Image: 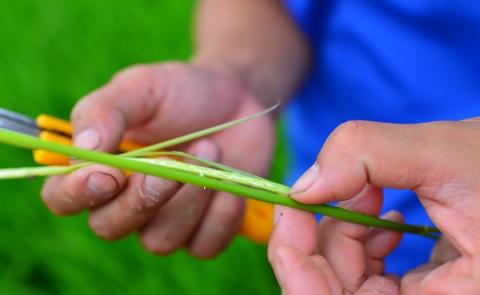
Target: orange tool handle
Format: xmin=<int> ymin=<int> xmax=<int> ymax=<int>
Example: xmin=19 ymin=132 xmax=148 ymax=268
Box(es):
xmin=33 ymin=115 xmax=274 ymax=243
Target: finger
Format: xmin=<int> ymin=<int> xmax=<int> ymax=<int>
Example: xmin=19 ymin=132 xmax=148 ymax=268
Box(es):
xmin=41 ymin=165 xmax=126 ymax=215
xmin=363 ymin=210 xmax=404 ymax=275
xmin=317 ymin=184 xmax=383 ymax=292
xmin=186 ymin=192 xmax=245 ymax=258
xmin=401 ymin=263 xmax=437 ymax=294
xmin=88 ymin=173 xmax=180 ymax=240
xmin=430 ymin=236 xmax=461 ymax=265
xmin=270 ymin=245 xmax=342 ymax=295
xmin=356 ymin=275 xmax=399 ymax=295
xmin=268 ymin=205 xmax=318 ymax=263
xmin=138 ymin=140 xmax=221 ymax=255
xmin=88 ymin=138 xmax=218 ymax=241
xmin=139 ymin=184 xmax=214 ymax=255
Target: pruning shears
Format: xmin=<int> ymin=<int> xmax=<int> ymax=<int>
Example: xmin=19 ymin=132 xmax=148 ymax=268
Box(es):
xmin=0 ymin=107 xmax=273 ymax=244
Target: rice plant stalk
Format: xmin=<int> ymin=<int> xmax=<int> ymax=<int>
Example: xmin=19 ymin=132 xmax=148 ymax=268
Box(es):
xmin=0 ymin=128 xmax=439 ymax=239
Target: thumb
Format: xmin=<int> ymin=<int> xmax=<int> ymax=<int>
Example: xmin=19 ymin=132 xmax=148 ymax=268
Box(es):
xmin=71 ymin=63 xmax=245 ymax=151
xmin=290 ymin=121 xmax=442 ymax=204
xmin=71 ymin=65 xmax=161 ymax=151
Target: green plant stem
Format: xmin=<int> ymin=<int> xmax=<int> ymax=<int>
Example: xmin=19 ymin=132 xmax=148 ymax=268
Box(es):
xmin=123 ymin=102 xmax=279 ymax=158
xmin=137 ymin=158 xmax=289 ymax=194
xmin=0 ymin=165 xmax=81 ymax=179
xmin=144 ymin=151 xmax=266 ymax=179
xmin=5 ymin=103 xmax=280 ymax=179
xmin=0 ymin=129 xmax=440 ymax=238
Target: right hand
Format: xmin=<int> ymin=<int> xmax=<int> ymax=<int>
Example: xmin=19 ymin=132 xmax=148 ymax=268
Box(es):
xmin=41 ymin=62 xmax=275 ymax=258
xmin=268 ymin=119 xmax=480 ymax=294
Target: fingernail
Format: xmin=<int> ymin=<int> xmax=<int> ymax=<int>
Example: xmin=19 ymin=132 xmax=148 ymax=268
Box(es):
xmin=87 ymin=172 xmax=118 ymax=199
xmin=290 ymin=164 xmax=321 ymax=195
xmin=381 ymin=210 xmax=401 ymax=221
xmin=143 ymin=176 xmax=176 ymax=198
xmin=74 ymin=129 xmax=101 ymax=150
xmin=195 ymin=140 xmax=219 ymax=161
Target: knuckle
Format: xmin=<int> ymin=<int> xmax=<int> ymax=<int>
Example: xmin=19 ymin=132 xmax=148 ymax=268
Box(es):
xmin=71 ymin=97 xmax=91 ymax=120
xmin=111 ymin=65 xmax=155 ymax=97
xmin=112 ymin=64 xmax=153 ymax=83
xmin=127 ymin=190 xmax=157 ymax=212
xmin=319 ymin=120 xmax=371 ymax=163
xmin=331 ymin=120 xmax=369 ymax=146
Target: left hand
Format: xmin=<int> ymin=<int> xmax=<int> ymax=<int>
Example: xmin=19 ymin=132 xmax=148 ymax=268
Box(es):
xmin=41 ymin=63 xmax=275 ymax=257
xmin=268 ymin=119 xmax=480 ymax=294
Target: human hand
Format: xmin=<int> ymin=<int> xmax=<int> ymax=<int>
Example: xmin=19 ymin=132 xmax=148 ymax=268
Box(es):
xmin=269 ymin=120 xmax=480 ymax=294
xmin=41 ymin=63 xmax=275 ymax=257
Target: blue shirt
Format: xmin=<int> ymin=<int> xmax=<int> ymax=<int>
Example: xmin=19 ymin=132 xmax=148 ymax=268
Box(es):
xmin=283 ymin=0 xmax=480 ymax=274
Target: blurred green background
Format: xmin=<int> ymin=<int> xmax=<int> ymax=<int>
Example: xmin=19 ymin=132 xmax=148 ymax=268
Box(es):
xmin=0 ymin=1 xmax=283 ymax=294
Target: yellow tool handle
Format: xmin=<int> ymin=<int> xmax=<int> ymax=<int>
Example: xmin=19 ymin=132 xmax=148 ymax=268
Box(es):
xmin=34 ymin=115 xmax=274 ymax=243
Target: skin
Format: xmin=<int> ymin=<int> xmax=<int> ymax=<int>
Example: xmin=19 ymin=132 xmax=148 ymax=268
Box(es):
xmin=269 ymin=119 xmax=480 ymax=294
xmin=39 ymin=0 xmax=475 ymax=290
xmin=41 ymin=0 xmax=311 ymax=258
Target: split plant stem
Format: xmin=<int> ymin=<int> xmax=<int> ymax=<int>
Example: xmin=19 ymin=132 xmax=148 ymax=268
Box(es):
xmin=0 ymin=129 xmax=439 ymax=239
xmin=0 ymin=104 xmax=279 ymax=179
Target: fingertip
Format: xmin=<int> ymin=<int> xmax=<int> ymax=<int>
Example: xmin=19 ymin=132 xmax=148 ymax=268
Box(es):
xmin=190 ymin=139 xmax=221 ymax=162
xmin=381 ymin=210 xmax=404 ymax=223
xmin=71 ymin=93 xmax=129 ymax=153
xmin=187 ymin=243 xmax=221 ymax=260
xmin=289 ymin=163 xmax=355 ymax=205
xmin=41 ymin=176 xmax=75 ymax=216
xmin=186 ymin=192 xmax=244 ymax=258
xmin=269 ymin=205 xmax=317 ymax=258
xmin=74 ymin=129 xmax=102 ymax=150
xmin=364 ymin=210 xmax=405 ymax=262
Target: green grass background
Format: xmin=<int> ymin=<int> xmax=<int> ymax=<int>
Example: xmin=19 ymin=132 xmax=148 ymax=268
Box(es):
xmin=0 ymin=1 xmax=283 ymax=294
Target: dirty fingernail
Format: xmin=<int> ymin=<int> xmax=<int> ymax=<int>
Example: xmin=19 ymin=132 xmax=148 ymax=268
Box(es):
xmin=74 ymin=129 xmax=101 ymax=150
xmin=87 ymin=172 xmax=118 ymax=199
xmin=290 ymin=164 xmax=321 ymax=195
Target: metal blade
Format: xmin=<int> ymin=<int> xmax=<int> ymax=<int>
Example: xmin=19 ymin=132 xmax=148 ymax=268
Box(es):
xmin=0 ymin=108 xmax=39 ymax=136
xmin=0 ymin=107 xmax=37 ymax=128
